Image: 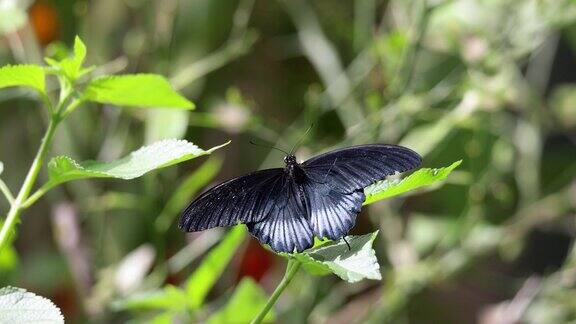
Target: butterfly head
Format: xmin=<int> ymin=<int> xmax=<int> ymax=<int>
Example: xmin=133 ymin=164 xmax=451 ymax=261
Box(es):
xmin=284 ymin=154 xmax=297 ymax=166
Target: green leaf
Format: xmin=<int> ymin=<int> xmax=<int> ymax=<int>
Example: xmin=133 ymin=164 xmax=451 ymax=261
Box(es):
xmin=0 ymin=286 xmax=64 ymax=323
xmin=291 ymin=231 xmax=381 ymax=283
xmin=363 ymin=160 xmax=462 ymax=205
xmin=83 ymin=74 xmax=194 ymax=109
xmin=0 ymin=161 xmax=3 ymax=175
xmin=185 ymin=226 xmax=246 ymax=309
xmin=43 ymin=140 xmax=229 ymax=191
xmin=207 ymin=278 xmax=275 ymax=324
xmin=0 ymin=65 xmax=45 ymax=94
xmin=150 ymin=312 xmax=178 ymax=324
xmin=111 ymin=285 xmax=188 ymax=312
xmin=0 ymin=245 xmax=18 ymax=271
xmin=46 ymin=36 xmax=90 ymax=82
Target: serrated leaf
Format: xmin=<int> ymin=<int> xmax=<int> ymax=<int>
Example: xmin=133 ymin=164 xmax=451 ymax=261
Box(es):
xmin=0 ymin=64 xmax=45 ymax=94
xmin=185 ymin=226 xmax=246 ymax=309
xmin=0 ymin=286 xmax=64 ymax=323
xmin=207 ymin=278 xmax=275 ymax=324
xmin=84 ymin=74 xmax=194 ymax=109
xmin=291 ymin=231 xmax=381 ymax=283
xmin=46 ymin=36 xmax=90 ymax=82
xmin=42 ymin=140 xmax=228 ymax=191
xmin=363 ymin=160 xmax=462 ymax=205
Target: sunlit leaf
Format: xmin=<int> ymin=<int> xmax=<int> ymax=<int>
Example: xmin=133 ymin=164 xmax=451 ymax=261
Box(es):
xmin=150 ymin=312 xmax=178 ymax=324
xmin=363 ymin=160 xmax=462 ymax=205
xmin=185 ymin=226 xmax=246 ymax=309
xmin=0 ymin=161 xmax=3 ymax=175
xmin=41 ymin=139 xmax=229 ymax=192
xmin=84 ymin=74 xmax=194 ymax=109
xmin=291 ymin=231 xmax=381 ymax=283
xmin=0 ymin=65 xmax=45 ymax=94
xmin=46 ymin=36 xmax=91 ymax=82
xmin=207 ymin=278 xmax=275 ymax=324
xmin=0 ymin=286 xmax=64 ymax=323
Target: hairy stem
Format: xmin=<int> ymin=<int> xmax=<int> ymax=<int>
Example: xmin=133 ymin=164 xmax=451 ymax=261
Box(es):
xmin=250 ymin=259 xmax=301 ymax=324
xmin=0 ymin=117 xmax=59 ymax=250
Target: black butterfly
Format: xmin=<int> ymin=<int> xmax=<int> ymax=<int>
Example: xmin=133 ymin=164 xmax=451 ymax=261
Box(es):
xmin=179 ymin=144 xmax=421 ymax=253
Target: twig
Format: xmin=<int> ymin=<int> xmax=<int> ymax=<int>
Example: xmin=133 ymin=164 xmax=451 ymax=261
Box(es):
xmin=0 ymin=178 xmax=15 ymax=206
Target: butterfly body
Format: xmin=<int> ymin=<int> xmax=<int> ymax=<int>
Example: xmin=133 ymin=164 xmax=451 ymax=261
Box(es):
xmin=179 ymin=144 xmax=421 ymax=253
xmin=284 ymin=154 xmax=307 ymax=184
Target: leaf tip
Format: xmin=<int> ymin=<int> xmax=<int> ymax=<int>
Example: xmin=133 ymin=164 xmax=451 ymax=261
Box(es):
xmin=207 ymin=140 xmax=232 ymax=153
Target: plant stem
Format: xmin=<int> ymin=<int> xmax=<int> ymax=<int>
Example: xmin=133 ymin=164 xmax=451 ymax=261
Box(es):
xmin=0 ymin=117 xmax=59 ymax=251
xmin=0 ymin=179 xmax=15 ymax=206
xmin=250 ymin=259 xmax=301 ymax=324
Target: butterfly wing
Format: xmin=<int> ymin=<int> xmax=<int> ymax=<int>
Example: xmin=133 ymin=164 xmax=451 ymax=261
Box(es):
xmin=301 ymin=144 xmax=421 ymax=240
xmin=179 ymin=168 xmax=285 ymax=232
xmin=302 ymin=144 xmax=422 ymax=189
xmin=247 ymin=177 xmax=314 ymax=253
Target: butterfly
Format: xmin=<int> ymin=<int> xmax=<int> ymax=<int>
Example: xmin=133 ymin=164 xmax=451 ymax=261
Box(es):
xmin=179 ymin=144 xmax=421 ymax=253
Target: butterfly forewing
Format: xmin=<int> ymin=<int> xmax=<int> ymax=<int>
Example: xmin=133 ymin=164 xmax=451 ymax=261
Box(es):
xmin=179 ymin=168 xmax=284 ymax=231
xmin=302 ymin=144 xmax=421 ymax=189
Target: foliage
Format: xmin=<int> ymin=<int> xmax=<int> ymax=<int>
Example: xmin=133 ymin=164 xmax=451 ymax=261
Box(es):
xmin=293 ymin=232 xmax=381 ymax=282
xmin=207 ymin=278 xmax=275 ymax=324
xmin=363 ymin=160 xmax=462 ymax=205
xmin=0 ymin=286 xmax=63 ymax=323
xmin=0 ymin=65 xmax=45 ymax=93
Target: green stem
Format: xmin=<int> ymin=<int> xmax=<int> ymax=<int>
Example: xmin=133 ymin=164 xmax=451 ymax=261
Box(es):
xmin=0 ymin=117 xmax=59 ymax=251
xmin=0 ymin=179 xmax=15 ymax=206
xmin=250 ymin=259 xmax=301 ymax=324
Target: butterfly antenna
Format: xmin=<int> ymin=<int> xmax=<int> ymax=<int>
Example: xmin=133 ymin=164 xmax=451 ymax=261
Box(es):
xmin=343 ymin=236 xmax=351 ymax=251
xmin=249 ymin=140 xmax=290 ymax=155
xmin=289 ymin=124 xmax=314 ymax=155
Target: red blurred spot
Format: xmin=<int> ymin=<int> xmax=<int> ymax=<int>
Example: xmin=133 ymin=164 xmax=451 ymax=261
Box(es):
xmin=29 ymin=1 xmax=59 ymax=45
xmin=50 ymin=285 xmax=78 ymax=318
xmin=237 ymin=240 xmax=274 ymax=282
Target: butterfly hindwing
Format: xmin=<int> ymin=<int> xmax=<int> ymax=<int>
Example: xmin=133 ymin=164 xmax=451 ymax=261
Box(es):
xmin=179 ymin=168 xmax=285 ymax=231
xmin=303 ymin=169 xmax=365 ymax=240
xmin=247 ymin=176 xmax=314 ymax=253
xmin=301 ymin=144 xmax=421 ymax=239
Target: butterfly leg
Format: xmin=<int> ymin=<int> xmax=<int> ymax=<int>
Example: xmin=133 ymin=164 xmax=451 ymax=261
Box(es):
xmin=343 ymin=236 xmax=351 ymax=251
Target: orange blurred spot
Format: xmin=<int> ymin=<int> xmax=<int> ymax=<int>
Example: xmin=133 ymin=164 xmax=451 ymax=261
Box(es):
xmin=29 ymin=1 xmax=59 ymax=45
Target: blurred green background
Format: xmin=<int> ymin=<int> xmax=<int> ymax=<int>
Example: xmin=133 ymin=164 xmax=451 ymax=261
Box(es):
xmin=1 ymin=0 xmax=576 ymax=323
